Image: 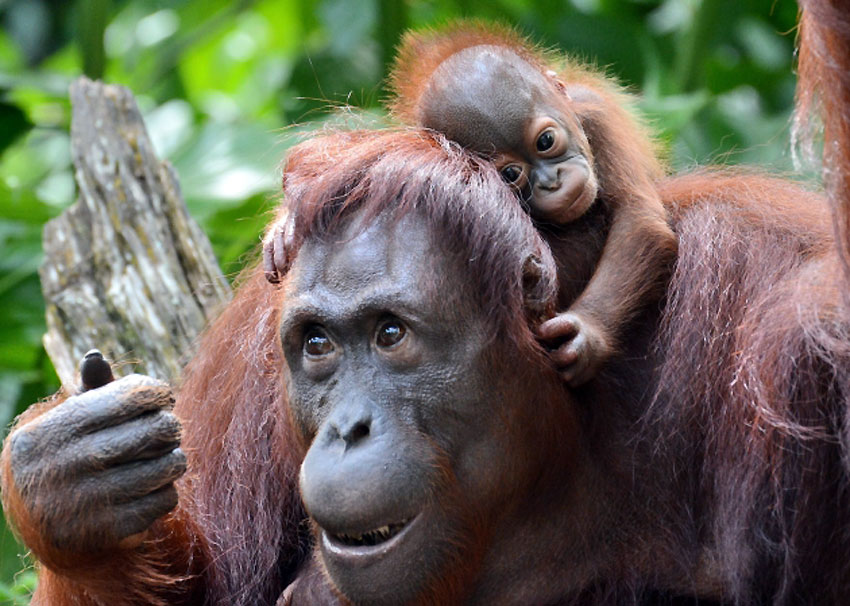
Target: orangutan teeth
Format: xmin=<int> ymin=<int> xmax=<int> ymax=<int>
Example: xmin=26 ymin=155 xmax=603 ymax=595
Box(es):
xmin=333 ymin=520 xmax=409 ymax=547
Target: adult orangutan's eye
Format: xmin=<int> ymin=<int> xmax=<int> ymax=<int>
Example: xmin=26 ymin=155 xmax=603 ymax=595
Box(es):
xmin=304 ymin=327 xmax=334 ymax=357
xmin=536 ymin=129 xmax=556 ymax=152
xmin=376 ymin=319 xmax=407 ymax=348
xmin=501 ymin=165 xmax=523 ymax=184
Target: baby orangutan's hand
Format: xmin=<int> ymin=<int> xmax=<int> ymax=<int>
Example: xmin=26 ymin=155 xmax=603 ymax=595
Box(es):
xmin=262 ymin=215 xmax=295 ymax=284
xmin=537 ymin=311 xmax=614 ymax=387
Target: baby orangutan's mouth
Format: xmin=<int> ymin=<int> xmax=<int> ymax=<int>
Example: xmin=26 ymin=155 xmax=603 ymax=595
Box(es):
xmin=331 ymin=519 xmax=411 ymax=547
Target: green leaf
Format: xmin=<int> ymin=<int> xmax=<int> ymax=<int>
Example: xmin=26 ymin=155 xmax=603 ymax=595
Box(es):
xmin=641 ymin=89 xmax=711 ymax=139
xmin=0 ymin=100 xmax=32 ymax=154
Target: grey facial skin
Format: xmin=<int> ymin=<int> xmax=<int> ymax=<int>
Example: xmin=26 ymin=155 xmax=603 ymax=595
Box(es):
xmin=279 ymin=211 xmax=574 ymax=605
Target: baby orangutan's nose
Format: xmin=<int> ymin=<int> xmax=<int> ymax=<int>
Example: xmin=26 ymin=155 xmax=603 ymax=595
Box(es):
xmin=534 ymin=165 xmax=560 ymax=189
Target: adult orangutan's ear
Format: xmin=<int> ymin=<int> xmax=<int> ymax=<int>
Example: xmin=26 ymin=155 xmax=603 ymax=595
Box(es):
xmin=521 ymin=246 xmax=558 ymax=319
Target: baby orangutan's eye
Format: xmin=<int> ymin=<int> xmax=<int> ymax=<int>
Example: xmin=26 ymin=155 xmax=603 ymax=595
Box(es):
xmin=536 ymin=129 xmax=556 ymax=152
xmin=501 ymin=165 xmax=523 ymax=184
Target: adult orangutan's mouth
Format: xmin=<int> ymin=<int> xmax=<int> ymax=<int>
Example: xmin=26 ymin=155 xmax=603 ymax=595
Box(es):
xmin=322 ymin=515 xmax=419 ymax=559
xmin=331 ymin=519 xmax=411 ymax=547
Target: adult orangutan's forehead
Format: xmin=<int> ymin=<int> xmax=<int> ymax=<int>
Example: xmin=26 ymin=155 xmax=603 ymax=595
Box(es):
xmin=283 ymin=211 xmax=445 ymax=312
xmin=279 ymin=128 xmax=559 ymax=336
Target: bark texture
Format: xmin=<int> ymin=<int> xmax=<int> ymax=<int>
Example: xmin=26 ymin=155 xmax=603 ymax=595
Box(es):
xmin=40 ymin=76 xmax=231 ymax=387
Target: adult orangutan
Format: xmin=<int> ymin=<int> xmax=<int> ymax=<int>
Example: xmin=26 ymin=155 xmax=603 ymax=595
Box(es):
xmin=3 ymin=3 xmax=850 ymax=606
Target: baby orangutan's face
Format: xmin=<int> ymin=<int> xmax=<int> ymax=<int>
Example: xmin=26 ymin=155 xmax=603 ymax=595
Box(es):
xmin=419 ymin=46 xmax=598 ymax=224
xmin=491 ymin=110 xmax=598 ymax=224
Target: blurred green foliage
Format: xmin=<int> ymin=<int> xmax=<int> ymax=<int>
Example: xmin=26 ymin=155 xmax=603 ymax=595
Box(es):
xmin=0 ymin=0 xmax=802 ymax=599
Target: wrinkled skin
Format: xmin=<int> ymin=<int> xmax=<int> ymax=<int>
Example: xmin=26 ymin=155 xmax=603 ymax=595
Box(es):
xmin=278 ymin=212 xmax=577 ymax=604
xmin=6 ymin=374 xmax=185 ymax=554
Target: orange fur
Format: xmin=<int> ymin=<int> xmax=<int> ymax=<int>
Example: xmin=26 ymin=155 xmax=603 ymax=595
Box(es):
xmin=3 ymin=2 xmax=850 ymax=604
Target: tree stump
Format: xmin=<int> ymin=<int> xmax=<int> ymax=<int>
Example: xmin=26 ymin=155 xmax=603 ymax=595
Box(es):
xmin=40 ymin=77 xmax=231 ymax=387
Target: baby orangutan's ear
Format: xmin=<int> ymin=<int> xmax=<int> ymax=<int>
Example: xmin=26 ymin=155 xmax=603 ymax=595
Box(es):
xmin=546 ymin=72 xmax=571 ymax=100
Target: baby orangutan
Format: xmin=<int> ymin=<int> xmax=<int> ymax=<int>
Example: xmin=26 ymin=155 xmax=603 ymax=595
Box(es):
xmin=265 ymin=24 xmax=676 ymax=385
xmin=389 ymin=24 xmax=677 ymax=385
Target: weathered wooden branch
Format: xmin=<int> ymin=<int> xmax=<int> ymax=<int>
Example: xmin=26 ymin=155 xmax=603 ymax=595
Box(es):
xmin=40 ymin=76 xmax=231 ymax=387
